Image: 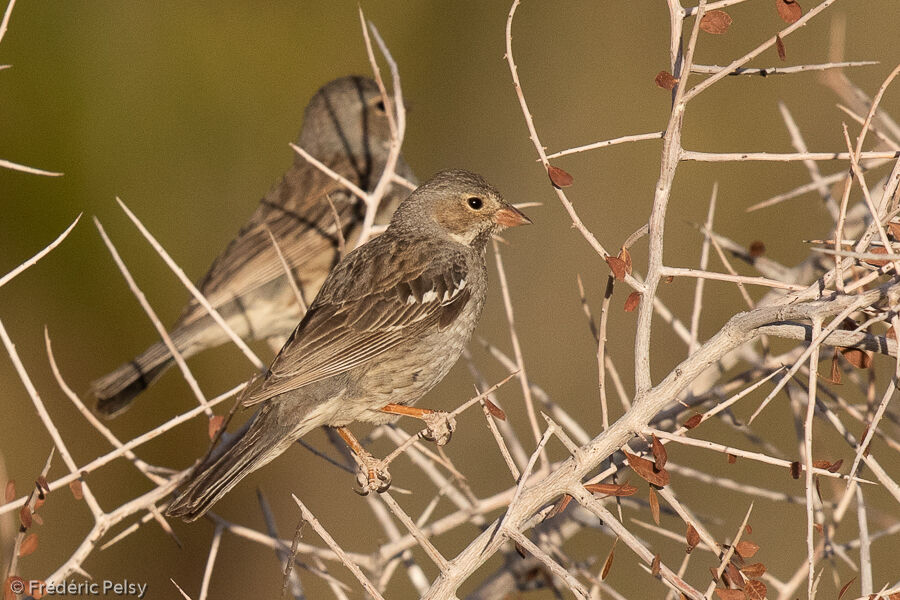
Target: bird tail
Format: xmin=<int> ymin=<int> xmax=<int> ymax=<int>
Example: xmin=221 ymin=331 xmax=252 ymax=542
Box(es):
xmin=165 ymin=410 xmax=298 ymax=522
xmin=90 ymin=339 xmax=176 ymax=418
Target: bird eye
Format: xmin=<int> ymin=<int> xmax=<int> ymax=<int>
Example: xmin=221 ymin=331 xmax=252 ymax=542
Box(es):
xmin=467 ymin=197 xmax=483 ymax=210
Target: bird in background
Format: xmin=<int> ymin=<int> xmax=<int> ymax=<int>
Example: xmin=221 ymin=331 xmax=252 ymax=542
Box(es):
xmin=165 ymin=169 xmax=531 ymax=522
xmin=90 ymin=76 xmax=415 ymax=418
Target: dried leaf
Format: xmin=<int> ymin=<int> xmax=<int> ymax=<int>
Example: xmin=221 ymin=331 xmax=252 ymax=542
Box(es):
xmin=651 ymin=434 xmax=668 ymax=469
xmin=665 ymin=275 xmax=675 ymax=283
xmin=585 ymin=483 xmax=638 ymax=497
xmin=827 ymin=350 xmax=842 ymax=384
xmin=686 ymin=523 xmax=700 ymax=553
xmin=655 ymin=71 xmax=678 ymax=91
xmin=18 ymin=533 xmax=38 ymax=557
xmin=828 ymin=458 xmax=843 ymax=473
xmin=483 ymin=398 xmax=506 ymax=421
xmin=19 ymin=505 xmax=32 ymax=529
xmin=683 ymin=413 xmax=703 ymax=429
xmin=723 ymin=562 xmax=745 ymax=588
xmin=619 ymin=247 xmax=633 ymax=274
xmin=889 ymin=222 xmax=900 ymax=239
xmin=863 ymin=246 xmax=890 ymax=266
xmin=840 ymin=347 xmax=872 ymax=369
xmin=727 ymin=453 xmax=737 ymax=464
xmin=69 ymin=480 xmax=83 ymax=501
xmin=649 ymin=486 xmax=661 ymax=525
xmin=4 ymin=480 xmax=14 ymax=503
xmin=744 ymin=524 xmax=752 ymax=534
xmin=735 ymin=540 xmax=759 ymax=559
xmin=714 ymin=589 xmax=745 ymax=600
xmin=624 ymin=452 xmax=670 ymax=487
xmin=624 ymin=291 xmax=642 ymax=312
xmin=606 ymin=256 xmax=628 ymax=281
xmin=790 ymin=461 xmax=801 ymax=479
xmin=886 ymin=326 xmax=896 ymax=340
xmin=812 ymin=460 xmax=832 ymax=470
xmin=700 ymin=10 xmax=733 ymax=34
xmin=547 ymin=494 xmax=573 ymax=519
xmin=651 ymin=553 xmax=661 ymax=576
xmin=748 ymin=241 xmax=766 ymax=257
xmin=838 ymin=577 xmax=856 ymax=600
xmin=744 ymin=579 xmax=767 ymax=600
xmin=775 ymin=34 xmax=786 ymax=61
xmin=775 ymin=0 xmax=802 ymax=23
xmin=601 ymin=542 xmax=616 ymax=580
xmin=741 ymin=563 xmax=766 ymax=577
xmin=547 ymin=165 xmax=574 ymax=188
xmin=208 ymin=415 xmax=225 ymax=440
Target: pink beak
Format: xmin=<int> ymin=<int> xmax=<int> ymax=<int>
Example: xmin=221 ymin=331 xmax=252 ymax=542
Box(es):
xmin=494 ymin=205 xmax=532 ymax=228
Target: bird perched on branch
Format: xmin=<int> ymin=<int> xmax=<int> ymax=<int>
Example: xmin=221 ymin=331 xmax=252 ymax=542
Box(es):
xmin=166 ymin=169 xmax=531 ymax=521
xmin=90 ymin=76 xmax=415 ymax=417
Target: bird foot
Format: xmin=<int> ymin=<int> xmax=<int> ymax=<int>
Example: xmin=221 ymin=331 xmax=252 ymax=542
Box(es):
xmin=352 ymin=451 xmax=391 ymax=495
xmin=420 ymin=411 xmax=456 ymax=446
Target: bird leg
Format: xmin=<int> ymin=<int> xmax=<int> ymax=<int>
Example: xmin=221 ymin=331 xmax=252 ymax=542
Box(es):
xmin=336 ymin=426 xmax=391 ymax=495
xmin=379 ymin=404 xmax=457 ymax=446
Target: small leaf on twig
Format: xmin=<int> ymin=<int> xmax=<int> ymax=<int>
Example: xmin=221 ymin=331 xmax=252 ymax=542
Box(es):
xmin=683 ymin=413 xmax=703 ymax=429
xmin=208 ymin=415 xmax=225 ymax=440
xmin=776 ymin=0 xmax=802 ymax=23
xmin=651 ymin=554 xmax=661 ymax=577
xmin=606 ymin=256 xmax=628 ymax=281
xmin=655 ymin=71 xmax=678 ymax=91
xmin=863 ymin=246 xmax=890 ymax=266
xmin=18 ymin=533 xmax=38 ymax=557
xmin=700 ymin=10 xmax=733 ymax=34
xmin=547 ymin=493 xmax=572 ymax=519
xmin=585 ymin=483 xmax=638 ymax=497
xmin=624 ymin=452 xmax=670 ymax=487
xmin=827 ymin=458 xmax=843 ymax=473
xmin=649 ymin=486 xmax=660 ymax=525
xmin=547 ymin=165 xmax=574 ymax=188
xmin=619 ymin=247 xmax=633 ymax=274
xmin=723 ymin=562 xmax=745 ymax=588
xmin=651 ymin=434 xmax=667 ymax=470
xmin=69 ymin=480 xmax=83 ymax=501
xmin=624 ymin=291 xmax=641 ymax=312
xmin=686 ymin=523 xmax=700 ymax=553
xmin=838 ymin=577 xmax=856 ymax=600
xmin=714 ymin=589 xmax=744 ymax=600
xmin=601 ymin=539 xmax=617 ymax=580
xmin=19 ymin=506 xmax=32 ymax=529
xmin=4 ymin=480 xmax=14 ymax=503
xmin=727 ymin=453 xmax=737 ymax=464
xmin=749 ymin=241 xmax=766 ymax=257
xmin=889 ymin=222 xmax=900 ymax=239
xmin=790 ymin=461 xmax=801 ymax=479
xmin=735 ymin=540 xmax=759 ymax=559
xmin=840 ymin=347 xmax=872 ymax=369
xmin=741 ymin=563 xmax=766 ymax=577
xmin=886 ymin=325 xmax=896 ymax=340
xmin=483 ymin=398 xmax=506 ymax=421
xmin=745 ymin=579 xmax=767 ymax=600
xmin=775 ymin=35 xmax=786 ymax=61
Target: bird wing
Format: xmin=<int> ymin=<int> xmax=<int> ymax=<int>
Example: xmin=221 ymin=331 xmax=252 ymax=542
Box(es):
xmin=175 ymin=156 xmax=363 ymax=328
xmin=242 ymin=237 xmax=471 ymax=406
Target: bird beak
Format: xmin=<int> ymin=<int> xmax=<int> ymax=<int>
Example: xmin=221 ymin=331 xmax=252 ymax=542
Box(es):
xmin=494 ymin=204 xmax=532 ymax=228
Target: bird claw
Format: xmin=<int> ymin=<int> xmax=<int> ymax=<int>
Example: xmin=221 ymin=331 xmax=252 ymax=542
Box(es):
xmin=352 ymin=452 xmax=391 ymax=495
xmin=420 ymin=411 xmax=456 ymax=446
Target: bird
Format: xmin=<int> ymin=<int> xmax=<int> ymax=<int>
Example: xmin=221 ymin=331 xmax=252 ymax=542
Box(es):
xmin=90 ymin=75 xmax=415 ymax=418
xmin=165 ymin=169 xmax=531 ymax=521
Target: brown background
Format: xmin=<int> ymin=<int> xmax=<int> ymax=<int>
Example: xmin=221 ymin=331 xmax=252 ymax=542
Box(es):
xmin=1 ymin=1 xmax=899 ymax=598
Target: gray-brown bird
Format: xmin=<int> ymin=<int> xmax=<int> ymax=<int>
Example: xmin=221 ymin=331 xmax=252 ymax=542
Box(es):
xmin=91 ymin=76 xmax=414 ymax=417
xmin=166 ymin=169 xmax=531 ymax=521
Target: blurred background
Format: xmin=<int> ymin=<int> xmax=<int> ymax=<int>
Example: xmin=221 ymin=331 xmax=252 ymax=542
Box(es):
xmin=1 ymin=1 xmax=899 ymax=597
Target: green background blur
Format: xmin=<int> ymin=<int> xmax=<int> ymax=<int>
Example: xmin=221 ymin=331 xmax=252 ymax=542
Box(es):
xmin=2 ymin=2 xmax=898 ymax=598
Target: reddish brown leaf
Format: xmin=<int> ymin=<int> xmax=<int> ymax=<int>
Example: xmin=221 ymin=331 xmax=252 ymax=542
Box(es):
xmin=727 ymin=453 xmax=737 ymax=464
xmin=19 ymin=506 xmax=32 ymax=529
xmin=775 ymin=0 xmax=802 ymax=23
xmin=548 ymin=493 xmax=573 ymax=519
xmin=841 ymin=347 xmax=872 ymax=369
xmin=665 ymin=275 xmax=675 ymax=283
xmin=619 ymin=247 xmax=633 ymax=274
xmin=828 ymin=458 xmax=843 ymax=473
xmin=5 ymin=576 xmax=25 ymax=600
xmin=624 ymin=291 xmax=642 ymax=312
xmin=886 ymin=326 xmax=896 ymax=340
xmin=483 ymin=398 xmax=507 ymax=421
xmin=651 ymin=434 xmax=668 ymax=470
xmin=547 ymin=165 xmax=574 ymax=188
xmin=714 ymin=590 xmax=745 ymax=600
xmin=744 ymin=579 xmax=767 ymax=600
xmin=735 ymin=540 xmax=759 ymax=559
xmin=838 ymin=577 xmax=856 ymax=600
xmin=624 ymin=452 xmax=670 ymax=487
xmin=18 ymin=533 xmax=38 ymax=557
xmin=4 ymin=480 xmax=14 ymax=503
xmin=585 ymin=483 xmax=638 ymax=497
xmin=208 ymin=415 xmax=225 ymax=440
xmin=863 ymin=246 xmax=890 ymax=266
xmin=741 ymin=563 xmax=766 ymax=577
xmin=723 ymin=562 xmax=746 ymax=588
xmin=606 ymin=256 xmax=628 ymax=281
xmin=744 ymin=524 xmax=752 ymax=534
xmin=827 ymin=350 xmax=842 ymax=385
xmin=686 ymin=523 xmax=700 ymax=553
xmin=889 ymin=222 xmax=900 ymax=239
xmin=69 ymin=480 xmax=83 ymax=501
xmin=601 ymin=541 xmax=616 ymax=580
xmin=748 ymin=241 xmax=766 ymax=257
xmin=651 ymin=554 xmax=661 ymax=576
xmin=649 ymin=486 xmax=661 ymax=525
xmin=683 ymin=413 xmax=703 ymax=429
xmin=655 ymin=71 xmax=678 ymax=91
xmin=812 ymin=460 xmax=832 ymax=470
xmin=775 ymin=35 xmax=786 ymax=61
xmin=700 ymin=10 xmax=732 ymax=35
xmin=790 ymin=461 xmax=801 ymax=479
